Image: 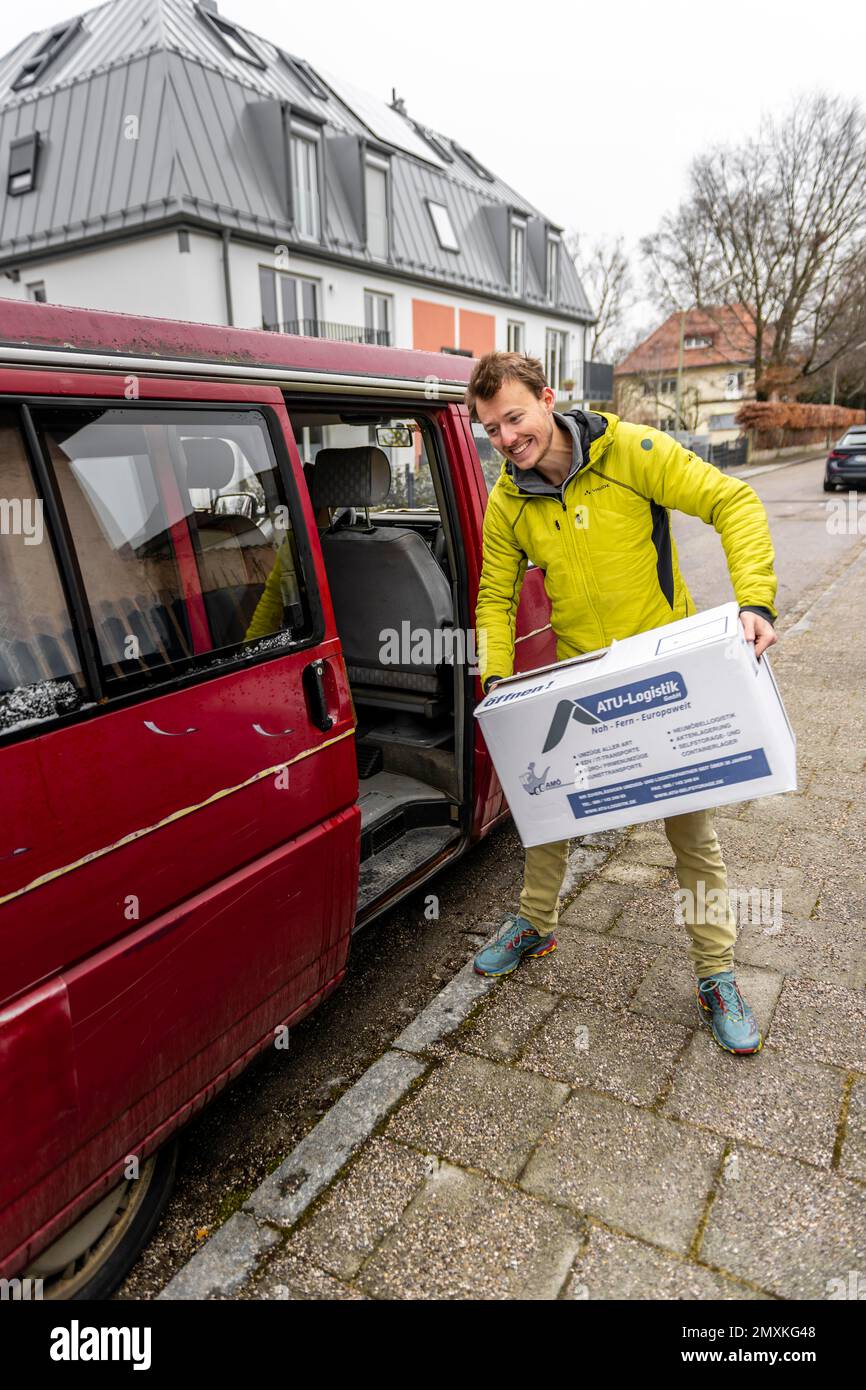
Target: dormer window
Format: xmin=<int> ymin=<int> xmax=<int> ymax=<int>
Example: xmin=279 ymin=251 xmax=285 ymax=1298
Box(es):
xmin=546 ymin=234 xmax=560 ymax=302
xmin=196 ymin=4 xmax=265 ymax=69
xmin=11 ymin=17 xmax=82 ymax=91
xmin=365 ymin=155 xmax=390 ymax=259
xmin=510 ymin=216 xmax=526 ymax=296
xmin=684 ymin=334 xmax=712 ymax=349
xmin=7 ymin=133 xmax=41 ymax=197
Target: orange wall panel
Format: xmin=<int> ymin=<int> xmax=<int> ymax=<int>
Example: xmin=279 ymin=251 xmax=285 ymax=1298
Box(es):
xmin=412 ymin=300 xmax=455 ymax=352
xmin=459 ymin=308 xmax=496 ymax=357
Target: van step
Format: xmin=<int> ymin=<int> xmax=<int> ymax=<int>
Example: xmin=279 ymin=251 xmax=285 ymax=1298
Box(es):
xmin=355 ymin=739 xmax=384 ymax=779
xmin=356 ymin=825 xmax=461 ymax=918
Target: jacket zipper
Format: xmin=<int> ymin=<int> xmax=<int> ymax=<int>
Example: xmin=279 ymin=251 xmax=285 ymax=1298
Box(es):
xmin=518 ymin=477 xmax=606 ymax=647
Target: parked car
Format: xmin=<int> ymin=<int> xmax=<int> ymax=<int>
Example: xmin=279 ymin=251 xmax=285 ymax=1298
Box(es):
xmin=0 ymin=300 xmax=556 ymax=1298
xmin=824 ymin=426 xmax=866 ymax=491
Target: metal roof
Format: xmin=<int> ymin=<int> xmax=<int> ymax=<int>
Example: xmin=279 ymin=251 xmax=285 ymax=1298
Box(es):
xmin=0 ymin=0 xmax=594 ymax=321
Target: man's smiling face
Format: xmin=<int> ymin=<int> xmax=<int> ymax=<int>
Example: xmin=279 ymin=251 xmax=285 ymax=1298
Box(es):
xmin=474 ymin=379 xmax=558 ymax=471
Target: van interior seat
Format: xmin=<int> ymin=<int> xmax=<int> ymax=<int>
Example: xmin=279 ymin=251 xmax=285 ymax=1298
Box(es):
xmin=310 ymin=446 xmax=454 ymax=714
xmin=182 ymin=439 xmax=276 ymax=649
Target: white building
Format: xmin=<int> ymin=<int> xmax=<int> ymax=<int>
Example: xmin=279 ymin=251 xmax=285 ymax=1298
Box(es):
xmin=0 ymin=0 xmax=594 ymax=393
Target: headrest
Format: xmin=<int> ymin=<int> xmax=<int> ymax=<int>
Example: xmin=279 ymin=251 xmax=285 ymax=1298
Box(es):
xmin=309 ymin=447 xmax=391 ymax=508
xmin=182 ymin=438 xmax=236 ymax=491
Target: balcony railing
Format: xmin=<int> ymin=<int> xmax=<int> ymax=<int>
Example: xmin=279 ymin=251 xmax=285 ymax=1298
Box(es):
xmin=263 ymin=318 xmax=392 ymax=346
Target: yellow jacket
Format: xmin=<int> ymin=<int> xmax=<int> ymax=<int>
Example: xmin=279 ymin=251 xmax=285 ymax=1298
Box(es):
xmin=475 ymin=410 xmax=778 ymax=689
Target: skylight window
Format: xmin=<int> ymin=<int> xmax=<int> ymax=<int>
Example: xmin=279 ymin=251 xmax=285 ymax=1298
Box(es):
xmin=7 ymin=132 xmax=41 ymax=197
xmin=414 ymin=125 xmax=454 ymax=164
xmin=11 ymin=17 xmax=82 ymax=91
xmin=278 ymin=51 xmax=330 ymax=101
xmin=196 ymin=5 xmax=265 ymax=69
xmin=450 ymin=141 xmax=494 ymax=182
xmin=427 ymin=200 xmax=459 ymax=252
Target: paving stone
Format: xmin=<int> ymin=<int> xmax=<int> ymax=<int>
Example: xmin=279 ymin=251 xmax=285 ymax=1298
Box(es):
xmin=767 ymin=977 xmax=866 ymax=1071
xmin=662 ymin=1032 xmax=845 ymax=1168
xmin=609 ymin=883 xmax=694 ymax=951
xmin=384 ymin=1052 xmax=569 ymax=1182
xmin=724 ymin=861 xmax=821 ymax=921
xmin=558 ymin=878 xmax=637 ymax=932
xmin=459 ymin=982 xmax=560 ymax=1062
xmin=355 ymin=1162 xmax=584 ymax=1300
xmin=240 ymin=1248 xmax=369 ymax=1300
xmin=527 ymin=929 xmax=658 ymax=1004
xmin=738 ymin=791 xmax=851 ymax=831
xmin=269 ymin=1137 xmax=430 ymax=1281
xmin=518 ymin=998 xmax=690 ymax=1105
xmin=562 ymin=1224 xmax=771 ymax=1301
xmin=615 ymin=827 xmax=676 ymax=867
xmin=520 ymin=1090 xmax=723 ymax=1255
xmin=811 ymin=871 xmax=866 ymax=929
xmin=733 ymin=915 xmax=866 ymax=989
xmin=700 ymin=1147 xmax=866 ymax=1299
xmin=710 ymin=815 xmax=784 ymax=863
xmin=839 ymin=1078 xmax=866 ymax=1182
xmin=630 ymin=949 xmax=782 ymax=1034
xmin=597 ymin=860 xmax=672 ymax=887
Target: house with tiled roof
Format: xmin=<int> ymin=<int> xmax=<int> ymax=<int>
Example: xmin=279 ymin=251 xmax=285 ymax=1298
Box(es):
xmin=614 ymin=304 xmax=763 ymax=441
xmin=0 ymin=0 xmax=594 ymax=393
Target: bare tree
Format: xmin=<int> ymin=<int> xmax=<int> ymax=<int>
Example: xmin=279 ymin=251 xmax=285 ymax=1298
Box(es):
xmin=566 ymin=232 xmax=635 ymax=362
xmin=641 ymin=93 xmax=866 ymax=398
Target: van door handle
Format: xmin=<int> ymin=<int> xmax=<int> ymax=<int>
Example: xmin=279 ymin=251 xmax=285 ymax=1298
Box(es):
xmin=303 ymin=658 xmax=334 ymax=732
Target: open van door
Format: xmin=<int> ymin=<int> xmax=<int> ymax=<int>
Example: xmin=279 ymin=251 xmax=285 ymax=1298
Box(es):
xmin=0 ymin=384 xmax=359 ymax=1292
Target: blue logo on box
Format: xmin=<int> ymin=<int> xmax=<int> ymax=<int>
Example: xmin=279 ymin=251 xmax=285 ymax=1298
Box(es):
xmin=542 ymin=671 xmax=687 ymax=753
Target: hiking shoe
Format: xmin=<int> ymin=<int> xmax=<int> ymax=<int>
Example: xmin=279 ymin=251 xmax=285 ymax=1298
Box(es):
xmin=473 ymin=912 xmax=557 ymax=977
xmin=696 ymin=970 xmax=762 ymax=1055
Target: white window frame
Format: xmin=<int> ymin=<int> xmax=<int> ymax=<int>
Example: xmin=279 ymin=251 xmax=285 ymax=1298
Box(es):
xmin=291 ymin=126 xmax=321 ymax=241
xmin=546 ymin=234 xmax=560 ymax=302
xmin=507 ymin=320 xmax=525 ymax=353
xmin=365 ymin=156 xmax=390 ymax=260
xmin=724 ymin=370 xmax=746 ymax=400
xmin=510 ymin=217 xmax=526 ymax=297
xmin=364 ymin=289 xmax=392 ymax=344
xmin=545 ymin=328 xmax=568 ymax=389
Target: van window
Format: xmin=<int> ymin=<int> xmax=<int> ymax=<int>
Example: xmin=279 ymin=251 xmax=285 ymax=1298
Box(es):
xmin=294 ymin=411 xmax=440 ymax=510
xmin=33 ymin=406 xmax=312 ymax=691
xmin=470 ymin=421 xmax=506 ymax=492
xmin=0 ymin=408 xmax=85 ymax=735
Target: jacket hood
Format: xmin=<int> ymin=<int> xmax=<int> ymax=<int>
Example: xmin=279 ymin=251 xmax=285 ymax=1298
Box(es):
xmin=496 ymin=409 xmax=618 ymax=498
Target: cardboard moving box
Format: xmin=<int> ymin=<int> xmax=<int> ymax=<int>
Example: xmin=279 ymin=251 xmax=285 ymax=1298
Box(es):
xmin=474 ymin=602 xmax=797 ymax=847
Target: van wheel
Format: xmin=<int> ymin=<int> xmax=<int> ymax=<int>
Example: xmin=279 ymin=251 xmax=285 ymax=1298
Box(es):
xmin=22 ymin=1140 xmax=178 ymax=1300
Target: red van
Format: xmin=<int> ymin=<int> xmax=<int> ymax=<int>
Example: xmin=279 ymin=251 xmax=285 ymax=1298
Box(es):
xmin=0 ymin=301 xmax=555 ymax=1298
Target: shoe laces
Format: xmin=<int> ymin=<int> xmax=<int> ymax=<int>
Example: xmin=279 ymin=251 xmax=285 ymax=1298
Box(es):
xmin=700 ymin=975 xmax=745 ymax=1022
xmin=495 ymin=911 xmax=530 ymax=951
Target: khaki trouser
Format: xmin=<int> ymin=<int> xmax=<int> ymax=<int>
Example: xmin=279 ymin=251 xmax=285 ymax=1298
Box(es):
xmin=518 ymin=808 xmax=737 ymax=979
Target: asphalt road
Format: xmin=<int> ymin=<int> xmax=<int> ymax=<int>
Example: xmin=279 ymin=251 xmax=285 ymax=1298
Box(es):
xmin=116 ymin=449 xmax=853 ymax=1299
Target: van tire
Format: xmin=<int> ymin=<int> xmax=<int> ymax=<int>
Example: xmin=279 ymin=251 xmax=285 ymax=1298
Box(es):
xmin=23 ymin=1139 xmax=178 ymax=1301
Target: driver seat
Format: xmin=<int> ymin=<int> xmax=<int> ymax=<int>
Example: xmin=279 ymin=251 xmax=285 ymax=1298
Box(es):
xmin=310 ymin=446 xmax=454 ymax=716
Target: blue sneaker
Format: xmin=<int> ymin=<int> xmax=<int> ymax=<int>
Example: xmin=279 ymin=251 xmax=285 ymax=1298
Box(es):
xmin=473 ymin=912 xmax=557 ymax=978
xmin=696 ymin=970 xmax=762 ymax=1055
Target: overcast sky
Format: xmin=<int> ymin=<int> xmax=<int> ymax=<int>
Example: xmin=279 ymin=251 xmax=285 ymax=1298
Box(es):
xmin=3 ymin=0 xmax=865 ymax=331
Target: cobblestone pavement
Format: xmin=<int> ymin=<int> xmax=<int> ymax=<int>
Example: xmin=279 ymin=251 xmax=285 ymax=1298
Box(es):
xmin=161 ymin=543 xmax=866 ymax=1302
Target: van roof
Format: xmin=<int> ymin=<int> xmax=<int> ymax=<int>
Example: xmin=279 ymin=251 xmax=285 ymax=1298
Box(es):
xmin=0 ymin=300 xmax=477 ymax=395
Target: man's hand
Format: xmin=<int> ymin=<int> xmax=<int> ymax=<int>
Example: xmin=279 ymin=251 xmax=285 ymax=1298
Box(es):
xmin=739 ymin=610 xmax=777 ymax=660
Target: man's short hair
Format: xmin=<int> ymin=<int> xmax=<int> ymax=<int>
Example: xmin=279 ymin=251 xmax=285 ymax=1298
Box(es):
xmin=464 ymin=351 xmax=548 ymax=422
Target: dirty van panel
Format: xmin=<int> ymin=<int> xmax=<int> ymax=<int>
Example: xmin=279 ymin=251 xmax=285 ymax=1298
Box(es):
xmin=0 ymin=390 xmax=359 ymax=1275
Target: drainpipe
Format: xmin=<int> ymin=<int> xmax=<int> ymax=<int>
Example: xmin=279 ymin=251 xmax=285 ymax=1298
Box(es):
xmin=221 ymin=229 xmax=234 ymax=326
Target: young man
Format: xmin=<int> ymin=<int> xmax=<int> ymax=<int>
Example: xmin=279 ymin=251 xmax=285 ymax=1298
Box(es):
xmin=469 ymin=352 xmax=779 ymax=1056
